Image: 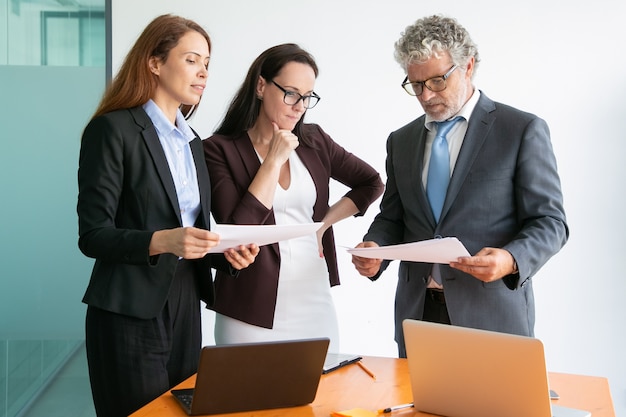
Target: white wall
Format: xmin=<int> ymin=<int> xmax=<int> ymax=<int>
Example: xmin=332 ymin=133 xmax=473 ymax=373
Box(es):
xmin=112 ymin=1 xmax=626 ymax=414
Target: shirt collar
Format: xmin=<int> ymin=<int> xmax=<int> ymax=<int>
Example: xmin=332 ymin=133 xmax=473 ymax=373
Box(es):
xmin=142 ymin=99 xmax=196 ymax=143
xmin=425 ymin=88 xmax=480 ymax=131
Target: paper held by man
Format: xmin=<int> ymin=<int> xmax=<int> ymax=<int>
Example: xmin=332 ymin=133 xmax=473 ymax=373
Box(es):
xmin=208 ymin=222 xmax=323 ymax=253
xmin=346 ymin=237 xmax=470 ymax=264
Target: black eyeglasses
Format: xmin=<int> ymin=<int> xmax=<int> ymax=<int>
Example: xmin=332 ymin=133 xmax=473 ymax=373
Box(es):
xmin=401 ymin=65 xmax=458 ymax=96
xmin=271 ymin=80 xmax=321 ymax=109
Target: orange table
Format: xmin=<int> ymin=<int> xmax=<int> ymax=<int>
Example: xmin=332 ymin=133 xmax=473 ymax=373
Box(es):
xmin=130 ymin=356 xmax=615 ymax=417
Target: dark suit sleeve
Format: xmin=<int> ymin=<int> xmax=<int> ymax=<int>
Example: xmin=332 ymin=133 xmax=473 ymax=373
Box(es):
xmin=502 ymin=117 xmax=568 ymax=283
xmin=364 ymin=132 xmax=409 ymax=247
xmin=77 ymin=114 xmax=153 ymax=264
xmin=359 ymin=132 xmax=411 ymax=280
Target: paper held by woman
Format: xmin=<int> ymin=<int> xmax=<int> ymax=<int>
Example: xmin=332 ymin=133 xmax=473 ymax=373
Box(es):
xmin=209 ymin=222 xmax=323 ymax=253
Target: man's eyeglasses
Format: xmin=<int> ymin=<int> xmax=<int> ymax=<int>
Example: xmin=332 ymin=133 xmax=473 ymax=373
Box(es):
xmin=271 ymin=80 xmax=321 ymax=109
xmin=401 ymin=65 xmax=458 ymax=96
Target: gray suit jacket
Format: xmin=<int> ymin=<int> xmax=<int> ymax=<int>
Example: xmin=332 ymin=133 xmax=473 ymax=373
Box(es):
xmin=365 ymin=92 xmax=568 ymax=354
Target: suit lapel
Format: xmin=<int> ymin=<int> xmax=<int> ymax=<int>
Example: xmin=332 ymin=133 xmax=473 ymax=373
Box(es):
xmin=233 ymin=132 xmax=263 ymax=180
xmin=410 ymin=122 xmax=436 ymax=224
xmin=441 ymin=94 xmax=496 ymax=221
xmin=132 ymin=107 xmax=183 ymax=225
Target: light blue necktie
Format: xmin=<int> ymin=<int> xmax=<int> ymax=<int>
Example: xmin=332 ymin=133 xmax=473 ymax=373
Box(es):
xmin=427 ymin=117 xmax=461 ymax=286
xmin=426 ymin=117 xmax=461 ymax=223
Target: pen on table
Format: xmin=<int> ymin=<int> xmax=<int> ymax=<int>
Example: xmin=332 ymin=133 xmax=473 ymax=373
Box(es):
xmin=377 ymin=403 xmax=414 ymax=413
xmin=356 ymin=360 xmax=376 ymax=380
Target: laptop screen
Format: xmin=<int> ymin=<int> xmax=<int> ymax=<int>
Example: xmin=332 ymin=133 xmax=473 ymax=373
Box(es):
xmin=402 ymin=320 xmax=589 ymax=417
xmin=172 ymin=338 xmax=329 ymax=415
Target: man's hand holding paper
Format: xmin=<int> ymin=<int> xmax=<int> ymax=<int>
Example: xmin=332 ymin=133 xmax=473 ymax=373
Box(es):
xmin=350 ymin=241 xmax=384 ymax=277
xmin=348 ymin=237 xmax=470 ymax=263
xmin=349 ymin=237 xmax=471 ymax=278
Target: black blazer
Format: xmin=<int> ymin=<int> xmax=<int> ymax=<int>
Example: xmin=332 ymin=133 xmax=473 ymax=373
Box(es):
xmin=78 ymin=106 xmax=229 ymax=319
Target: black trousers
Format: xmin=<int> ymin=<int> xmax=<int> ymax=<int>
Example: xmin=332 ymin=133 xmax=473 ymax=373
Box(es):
xmin=422 ymin=288 xmax=451 ymax=325
xmin=85 ymin=260 xmax=201 ymax=417
xmin=399 ymin=289 xmax=452 ymax=358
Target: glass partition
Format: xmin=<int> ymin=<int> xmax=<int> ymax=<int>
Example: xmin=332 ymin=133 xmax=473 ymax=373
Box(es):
xmin=0 ymin=1 xmax=106 ymax=416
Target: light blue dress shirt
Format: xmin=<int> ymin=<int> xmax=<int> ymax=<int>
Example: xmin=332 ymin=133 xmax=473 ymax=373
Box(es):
xmin=142 ymin=100 xmax=201 ymax=228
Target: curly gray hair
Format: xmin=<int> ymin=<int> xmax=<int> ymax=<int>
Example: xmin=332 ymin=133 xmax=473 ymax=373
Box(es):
xmin=394 ymin=15 xmax=480 ymax=77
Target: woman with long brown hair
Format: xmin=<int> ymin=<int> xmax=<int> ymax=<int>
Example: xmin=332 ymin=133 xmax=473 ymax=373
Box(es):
xmin=77 ymin=14 xmax=258 ymax=416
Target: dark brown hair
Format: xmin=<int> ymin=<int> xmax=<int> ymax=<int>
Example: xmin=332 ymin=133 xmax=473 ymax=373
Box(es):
xmin=215 ymin=43 xmax=318 ymax=146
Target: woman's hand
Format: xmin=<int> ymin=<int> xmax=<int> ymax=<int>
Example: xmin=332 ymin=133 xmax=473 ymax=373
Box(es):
xmin=247 ymin=122 xmax=299 ymax=209
xmin=224 ymin=244 xmax=260 ymax=270
xmin=316 ymin=197 xmax=360 ymax=258
xmin=149 ymin=227 xmax=220 ymax=259
xmin=316 ymin=224 xmax=329 ymax=258
xmin=264 ymin=122 xmax=299 ymax=167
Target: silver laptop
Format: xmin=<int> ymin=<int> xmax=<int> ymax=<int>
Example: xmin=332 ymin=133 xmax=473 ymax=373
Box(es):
xmin=402 ymin=320 xmax=590 ymax=417
xmin=171 ymin=338 xmax=329 ymax=415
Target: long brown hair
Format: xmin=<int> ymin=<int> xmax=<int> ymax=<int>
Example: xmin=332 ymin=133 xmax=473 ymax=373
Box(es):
xmin=93 ymin=14 xmax=211 ymax=119
xmin=215 ymin=43 xmax=319 ymax=146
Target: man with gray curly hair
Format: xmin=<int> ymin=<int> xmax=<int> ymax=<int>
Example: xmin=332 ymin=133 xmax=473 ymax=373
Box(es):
xmin=352 ymin=15 xmax=568 ymax=357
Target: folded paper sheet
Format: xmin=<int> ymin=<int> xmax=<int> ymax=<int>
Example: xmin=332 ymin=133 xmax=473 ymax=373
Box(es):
xmin=346 ymin=237 xmax=470 ymax=264
xmin=209 ymin=222 xmax=323 ymax=253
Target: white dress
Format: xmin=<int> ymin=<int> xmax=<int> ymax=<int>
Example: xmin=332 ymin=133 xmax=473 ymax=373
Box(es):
xmin=215 ymin=152 xmax=340 ymax=353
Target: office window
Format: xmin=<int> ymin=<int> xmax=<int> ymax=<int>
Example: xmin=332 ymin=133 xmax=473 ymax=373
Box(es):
xmin=41 ymin=10 xmax=105 ymax=66
xmin=1 ymin=0 xmax=105 ymax=66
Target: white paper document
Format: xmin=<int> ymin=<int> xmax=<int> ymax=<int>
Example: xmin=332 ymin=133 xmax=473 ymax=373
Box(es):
xmin=346 ymin=237 xmax=470 ymax=264
xmin=208 ymin=222 xmax=323 ymax=253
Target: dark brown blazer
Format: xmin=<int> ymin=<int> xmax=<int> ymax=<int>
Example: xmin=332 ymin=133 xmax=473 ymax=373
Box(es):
xmin=204 ymin=123 xmax=383 ymax=328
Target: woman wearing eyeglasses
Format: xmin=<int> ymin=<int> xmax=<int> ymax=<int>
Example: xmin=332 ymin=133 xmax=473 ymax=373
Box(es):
xmin=203 ymin=43 xmax=383 ymax=352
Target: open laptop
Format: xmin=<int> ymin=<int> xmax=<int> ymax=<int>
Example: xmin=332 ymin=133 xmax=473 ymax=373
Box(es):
xmin=402 ymin=320 xmax=591 ymax=417
xmin=171 ymin=338 xmax=329 ymax=415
